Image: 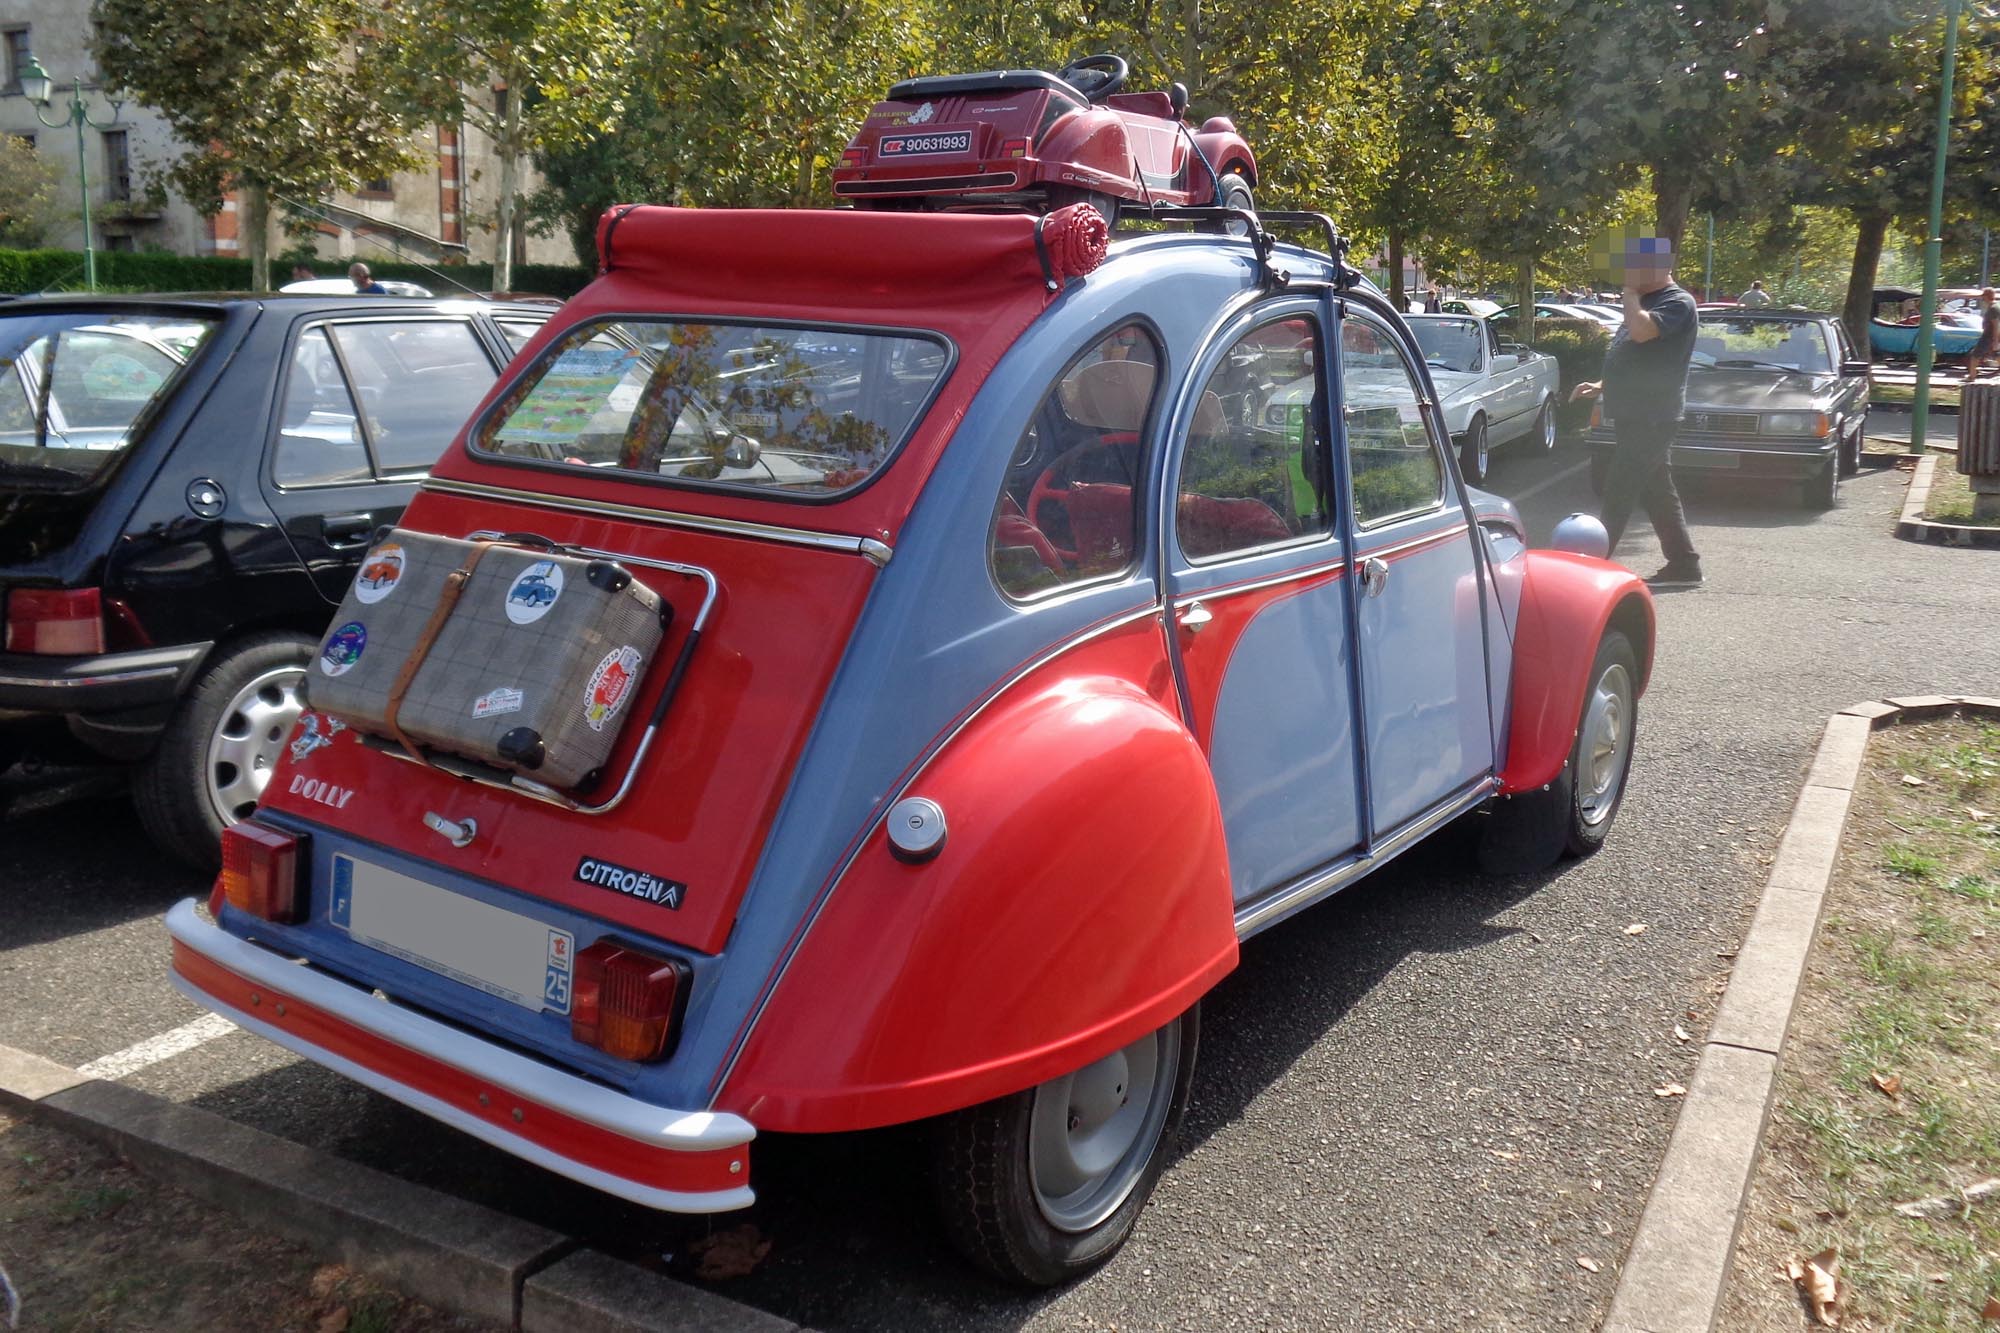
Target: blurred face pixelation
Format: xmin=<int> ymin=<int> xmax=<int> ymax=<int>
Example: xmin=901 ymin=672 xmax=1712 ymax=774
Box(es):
xmin=1592 ymin=226 xmax=1673 ymax=285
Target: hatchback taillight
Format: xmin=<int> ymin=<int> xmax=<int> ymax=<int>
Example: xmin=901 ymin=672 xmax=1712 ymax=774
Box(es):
xmin=218 ymin=822 xmax=306 ymax=923
xmin=1590 ymin=402 xmax=1603 ymax=431
xmin=571 ymin=940 xmax=689 ymax=1062
xmin=4 ymin=587 xmax=105 ymax=654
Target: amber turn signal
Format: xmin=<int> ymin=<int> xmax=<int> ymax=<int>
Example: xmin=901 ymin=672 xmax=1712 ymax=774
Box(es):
xmin=218 ymin=822 xmax=306 ymax=923
xmin=570 ymin=939 xmax=689 ymax=1063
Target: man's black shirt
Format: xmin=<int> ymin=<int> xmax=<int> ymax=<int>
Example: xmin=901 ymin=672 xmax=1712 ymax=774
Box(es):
xmin=1601 ymin=282 xmax=1698 ymax=421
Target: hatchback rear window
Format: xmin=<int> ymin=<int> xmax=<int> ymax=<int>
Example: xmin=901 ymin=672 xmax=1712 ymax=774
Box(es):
xmin=475 ymin=319 xmax=951 ymax=498
xmin=0 ymin=312 xmax=214 ymax=489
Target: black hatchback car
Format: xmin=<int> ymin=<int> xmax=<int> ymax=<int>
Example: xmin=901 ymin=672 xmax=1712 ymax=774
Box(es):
xmin=0 ymin=294 xmax=550 ymax=863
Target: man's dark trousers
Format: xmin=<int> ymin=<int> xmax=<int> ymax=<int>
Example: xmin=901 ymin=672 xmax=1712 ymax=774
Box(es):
xmin=1600 ymin=414 xmax=1698 ymax=562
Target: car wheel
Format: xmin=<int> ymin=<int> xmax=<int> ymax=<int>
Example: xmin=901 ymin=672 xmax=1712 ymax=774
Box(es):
xmin=1588 ymin=449 xmax=1610 ymax=497
xmin=134 ymin=632 xmax=314 ymax=870
xmin=1477 ymin=629 xmax=1639 ymax=873
xmin=1459 ymin=416 xmax=1490 ymax=485
xmin=1838 ymin=425 xmax=1862 ymax=477
xmin=1803 ymin=455 xmax=1839 ymax=510
xmin=933 ymin=1004 xmax=1199 ymax=1287
xmin=1535 ymin=398 xmax=1557 ymax=453
xmin=1049 ymin=186 xmax=1119 ymax=229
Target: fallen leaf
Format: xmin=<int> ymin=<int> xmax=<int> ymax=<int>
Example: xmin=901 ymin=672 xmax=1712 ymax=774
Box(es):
xmin=318 ymin=1309 xmax=351 ymax=1333
xmin=1674 ymin=1025 xmax=1692 ymax=1043
xmin=1577 ymin=1256 xmax=1600 ymax=1273
xmin=309 ymin=1266 xmax=348 ymax=1301
xmin=689 ymin=1223 xmax=772 ymax=1281
xmin=1655 ymin=1083 xmax=1687 ymax=1098
xmin=1872 ymin=1072 xmax=1903 ymax=1099
xmin=1591 ymin=1178 xmax=1603 ymax=1192
xmin=1490 ymin=1149 xmax=1521 ymax=1161
xmin=1624 ymin=923 xmax=1649 ymax=936
xmin=1787 ymin=1248 xmax=1841 ymax=1326
xmin=1982 ymin=1294 xmax=2000 ymax=1320
xmin=1902 ymin=774 xmax=1927 ymax=787
xmin=1967 ymin=806 xmax=1991 ymax=821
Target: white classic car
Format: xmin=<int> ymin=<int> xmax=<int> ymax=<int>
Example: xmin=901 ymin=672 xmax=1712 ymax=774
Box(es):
xmin=1403 ymin=313 xmax=1559 ymax=483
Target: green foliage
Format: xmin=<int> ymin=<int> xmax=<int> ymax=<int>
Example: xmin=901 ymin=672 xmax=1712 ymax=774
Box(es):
xmin=0 ymin=138 xmax=70 ymax=249
xmin=0 ymin=247 xmax=588 ymax=297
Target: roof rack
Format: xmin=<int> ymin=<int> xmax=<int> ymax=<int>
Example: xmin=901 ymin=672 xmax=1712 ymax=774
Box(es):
xmin=1134 ymin=207 xmax=1358 ymax=291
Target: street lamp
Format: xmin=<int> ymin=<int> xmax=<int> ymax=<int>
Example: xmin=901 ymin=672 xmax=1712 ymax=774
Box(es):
xmin=1910 ymin=0 xmax=1964 ymax=454
xmin=19 ymin=53 xmax=123 ymax=293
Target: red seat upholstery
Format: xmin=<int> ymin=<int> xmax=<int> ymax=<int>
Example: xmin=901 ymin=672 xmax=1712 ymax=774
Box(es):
xmin=1176 ymin=493 xmax=1293 ymax=557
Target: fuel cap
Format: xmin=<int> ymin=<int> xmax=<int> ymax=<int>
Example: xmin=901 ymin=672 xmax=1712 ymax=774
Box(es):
xmin=885 ymin=796 xmax=947 ymax=863
xmin=185 ymin=477 xmax=225 ymax=519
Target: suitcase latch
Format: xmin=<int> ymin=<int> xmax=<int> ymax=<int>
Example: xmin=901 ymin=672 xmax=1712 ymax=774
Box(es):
xmin=422 ymin=812 xmax=478 ymax=848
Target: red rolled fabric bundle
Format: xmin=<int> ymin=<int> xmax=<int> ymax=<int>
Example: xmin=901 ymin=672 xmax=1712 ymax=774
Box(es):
xmin=1040 ymin=204 xmax=1110 ymax=285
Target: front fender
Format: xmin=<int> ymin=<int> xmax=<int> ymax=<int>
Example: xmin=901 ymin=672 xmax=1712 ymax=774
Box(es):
xmin=717 ymin=618 xmax=1237 ymax=1133
xmin=1497 ymin=552 xmax=1655 ymax=793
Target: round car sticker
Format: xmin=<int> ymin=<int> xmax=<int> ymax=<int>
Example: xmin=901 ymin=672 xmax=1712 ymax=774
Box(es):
xmin=583 ymin=645 xmax=643 ymax=732
xmin=353 ymin=543 xmax=405 ymax=605
xmin=319 ymin=622 xmax=367 ymax=677
xmin=505 ymin=560 xmax=564 ymax=625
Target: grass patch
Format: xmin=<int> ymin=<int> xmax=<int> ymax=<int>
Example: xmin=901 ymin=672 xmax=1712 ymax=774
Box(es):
xmin=1724 ymin=717 xmax=2000 ymax=1331
xmin=1923 ymin=465 xmax=2000 ymax=527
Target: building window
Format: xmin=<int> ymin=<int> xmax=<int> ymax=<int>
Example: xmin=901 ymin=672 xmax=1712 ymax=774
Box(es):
xmin=359 ymin=176 xmax=393 ymax=199
xmin=102 ymin=129 xmax=130 ymax=202
xmin=4 ymin=28 xmax=30 ymax=95
xmin=103 ymin=232 xmax=134 ymax=252
xmin=494 ymin=85 xmax=509 ymax=121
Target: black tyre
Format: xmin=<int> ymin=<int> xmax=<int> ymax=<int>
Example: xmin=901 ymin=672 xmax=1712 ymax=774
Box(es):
xmin=1533 ymin=398 xmax=1557 ymax=453
xmin=1478 ymin=630 xmax=1639 ymax=874
xmin=1588 ymin=449 xmax=1610 ymax=496
xmin=1838 ymin=425 xmax=1862 ymax=477
xmin=135 ymin=632 xmax=314 ymax=870
xmin=1802 ymin=455 xmax=1839 ymax=510
xmin=1458 ymin=415 xmax=1490 ymax=485
xmin=933 ymin=1004 xmax=1199 ymax=1287
xmin=1048 ymin=186 xmax=1119 ymax=229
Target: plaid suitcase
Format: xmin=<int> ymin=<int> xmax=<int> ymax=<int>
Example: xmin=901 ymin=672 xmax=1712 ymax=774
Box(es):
xmin=306 ymin=531 xmax=667 ymax=789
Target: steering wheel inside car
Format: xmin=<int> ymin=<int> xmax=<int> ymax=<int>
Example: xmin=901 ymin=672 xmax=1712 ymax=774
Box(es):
xmin=1027 ymin=436 xmax=1138 ymax=563
xmin=1056 ymin=54 xmax=1130 ymax=103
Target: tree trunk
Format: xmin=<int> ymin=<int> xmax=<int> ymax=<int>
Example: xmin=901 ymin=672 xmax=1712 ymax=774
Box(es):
xmin=1180 ymin=0 xmax=1200 ymax=92
xmin=1842 ymin=210 xmax=1889 ymax=355
xmin=494 ymin=79 xmax=523 ymax=293
xmin=1517 ymin=258 xmax=1537 ymax=348
xmin=1387 ymin=226 xmax=1405 ymax=311
xmin=241 ymin=182 xmax=270 ymax=292
xmin=1652 ymin=162 xmax=1692 ymax=258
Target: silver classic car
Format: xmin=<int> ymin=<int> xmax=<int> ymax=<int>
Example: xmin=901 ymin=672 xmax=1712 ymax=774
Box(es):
xmin=1585 ymin=309 xmax=1871 ymax=510
xmin=1402 ymin=314 xmax=1559 ymax=484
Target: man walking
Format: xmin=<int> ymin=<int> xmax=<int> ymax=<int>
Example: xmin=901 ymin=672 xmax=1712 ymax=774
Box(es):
xmin=348 ymin=262 xmax=388 ymax=295
xmin=1571 ymin=233 xmax=1703 ymax=586
xmin=1738 ymin=279 xmax=1773 ymax=307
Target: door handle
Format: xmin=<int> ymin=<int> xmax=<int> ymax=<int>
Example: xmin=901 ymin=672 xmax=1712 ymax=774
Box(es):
xmin=1360 ymin=557 xmax=1389 ymax=598
xmin=321 ymin=512 xmax=375 ymax=548
xmin=1177 ymin=600 xmax=1213 ymax=633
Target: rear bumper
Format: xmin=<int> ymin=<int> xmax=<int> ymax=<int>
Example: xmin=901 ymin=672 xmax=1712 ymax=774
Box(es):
xmin=165 ymin=899 xmax=756 ymax=1213
xmin=0 ymin=642 xmax=209 ymax=714
xmin=1584 ymin=432 xmax=1835 ymax=478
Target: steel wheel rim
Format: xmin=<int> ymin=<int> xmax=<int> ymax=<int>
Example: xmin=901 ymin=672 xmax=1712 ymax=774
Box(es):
xmin=204 ymin=664 xmax=307 ymax=825
xmin=1470 ymin=420 xmax=1488 ymax=480
xmin=1028 ymin=1023 xmax=1179 ymax=1233
xmin=1540 ymin=402 xmax=1556 ymax=451
xmin=1578 ymin=662 xmax=1633 ymax=826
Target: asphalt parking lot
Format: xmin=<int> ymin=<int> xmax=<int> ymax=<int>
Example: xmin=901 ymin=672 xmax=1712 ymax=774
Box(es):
xmin=5 ymin=440 xmax=1996 ymax=1331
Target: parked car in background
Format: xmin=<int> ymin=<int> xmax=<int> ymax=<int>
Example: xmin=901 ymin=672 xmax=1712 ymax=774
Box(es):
xmin=1439 ymin=296 xmax=1501 ymax=318
xmin=1397 ymin=313 xmax=1560 ymax=481
xmin=282 ymin=277 xmax=437 ymax=299
xmin=1584 ymin=308 xmax=1870 ymax=510
xmin=1493 ymin=301 xmax=1621 ymax=330
xmin=0 ymin=294 xmax=550 ymax=858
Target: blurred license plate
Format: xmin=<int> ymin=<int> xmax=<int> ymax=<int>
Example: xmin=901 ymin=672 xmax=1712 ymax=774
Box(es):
xmin=329 ymin=855 xmax=573 ymax=1013
xmin=1670 ymin=450 xmax=1741 ymax=468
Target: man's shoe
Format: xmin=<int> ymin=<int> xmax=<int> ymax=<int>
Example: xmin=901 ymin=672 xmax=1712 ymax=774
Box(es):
xmin=1646 ymin=558 xmax=1703 ymax=586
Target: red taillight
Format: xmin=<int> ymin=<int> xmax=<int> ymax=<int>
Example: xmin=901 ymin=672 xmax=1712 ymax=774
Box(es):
xmin=571 ymin=940 xmax=688 ymax=1063
xmin=1589 ymin=402 xmax=1603 ymax=430
xmin=4 ymin=587 xmax=105 ymax=654
xmin=1000 ymin=137 xmax=1030 ymax=159
xmin=219 ymin=822 xmax=305 ymax=923
xmin=840 ymin=147 xmax=865 ymax=166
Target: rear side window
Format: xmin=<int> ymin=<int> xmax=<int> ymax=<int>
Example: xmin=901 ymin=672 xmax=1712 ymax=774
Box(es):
xmin=328 ymin=321 xmax=498 ymax=472
xmin=987 ymin=323 xmax=1159 ymax=599
xmin=476 ymin=319 xmax=951 ymax=498
xmin=0 ymin=312 xmax=216 ymax=490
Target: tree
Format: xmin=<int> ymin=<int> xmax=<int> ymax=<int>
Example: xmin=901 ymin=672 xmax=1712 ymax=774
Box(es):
xmin=378 ymin=1 xmax=634 ymax=289
xmin=93 ymin=0 xmax=422 ymax=289
xmin=0 ymin=137 xmax=69 ymax=249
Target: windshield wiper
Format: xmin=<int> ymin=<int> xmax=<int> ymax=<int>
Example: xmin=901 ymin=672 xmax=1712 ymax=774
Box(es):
xmin=1711 ymin=357 xmax=1815 ymax=374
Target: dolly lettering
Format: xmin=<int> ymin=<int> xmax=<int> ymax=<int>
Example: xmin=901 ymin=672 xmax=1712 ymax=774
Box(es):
xmin=575 ymin=856 xmax=685 ymax=910
xmin=288 ymin=774 xmax=355 ymax=809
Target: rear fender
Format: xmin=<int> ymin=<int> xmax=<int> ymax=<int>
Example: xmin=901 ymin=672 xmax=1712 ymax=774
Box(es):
xmin=1497 ymin=551 xmax=1654 ymax=794
xmin=1036 ymin=109 xmax=1139 ymax=189
xmin=717 ymin=617 xmax=1238 ymax=1133
xmin=1196 ymin=130 xmax=1258 ymax=186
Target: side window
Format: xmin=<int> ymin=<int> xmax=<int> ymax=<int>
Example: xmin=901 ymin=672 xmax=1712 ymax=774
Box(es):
xmin=1175 ymin=316 xmax=1332 ymax=561
xmin=273 ymin=328 xmax=370 ymax=487
xmin=987 ymin=323 xmax=1159 ymax=599
xmin=1341 ymin=317 xmax=1444 ymax=525
xmin=495 ymin=319 xmax=543 ymax=354
xmin=327 ymin=320 xmax=498 ymax=473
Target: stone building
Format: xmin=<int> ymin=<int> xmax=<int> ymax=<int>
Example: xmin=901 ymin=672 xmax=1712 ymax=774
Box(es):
xmin=0 ymin=0 xmax=577 ymax=272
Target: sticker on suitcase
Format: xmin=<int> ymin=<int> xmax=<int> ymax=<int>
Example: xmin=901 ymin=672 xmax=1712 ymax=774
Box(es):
xmin=319 ymin=622 xmax=367 ymax=676
xmin=473 ymin=686 xmax=525 ymax=719
xmin=584 ymin=645 xmax=643 ymax=731
xmin=354 ymin=544 xmax=406 ymax=604
xmin=505 ymin=560 xmax=564 ymax=624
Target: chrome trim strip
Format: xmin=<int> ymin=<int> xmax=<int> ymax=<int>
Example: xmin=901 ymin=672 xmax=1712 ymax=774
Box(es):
xmin=423 ymin=477 xmax=895 ymax=565
xmin=1232 ymin=776 xmax=1497 ymax=938
xmin=166 ymin=901 xmax=758 ymax=1196
xmin=1195 ymin=555 xmax=1351 ymax=604
xmin=0 ymin=663 xmax=182 ymax=690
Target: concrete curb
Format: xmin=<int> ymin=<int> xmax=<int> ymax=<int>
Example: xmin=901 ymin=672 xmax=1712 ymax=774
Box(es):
xmin=1895 ymin=453 xmax=2000 ymax=548
xmin=0 ymin=1044 xmax=798 ymax=1332
xmin=1600 ymin=695 xmax=2000 ymax=1333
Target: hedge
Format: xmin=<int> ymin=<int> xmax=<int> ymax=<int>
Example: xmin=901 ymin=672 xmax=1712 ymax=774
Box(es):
xmin=0 ymin=248 xmax=593 ymax=299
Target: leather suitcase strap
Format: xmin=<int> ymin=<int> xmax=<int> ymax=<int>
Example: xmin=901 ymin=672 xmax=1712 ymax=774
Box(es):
xmin=384 ymin=540 xmax=493 ymax=762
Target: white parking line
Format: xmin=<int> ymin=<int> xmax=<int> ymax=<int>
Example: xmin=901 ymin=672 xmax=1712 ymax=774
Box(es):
xmin=1510 ymin=458 xmax=1589 ymax=505
xmin=77 ymin=1013 xmax=237 ymax=1080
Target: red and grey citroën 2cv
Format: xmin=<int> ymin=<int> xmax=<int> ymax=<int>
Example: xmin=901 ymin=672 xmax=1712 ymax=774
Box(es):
xmin=167 ymin=197 xmax=1652 ymax=1285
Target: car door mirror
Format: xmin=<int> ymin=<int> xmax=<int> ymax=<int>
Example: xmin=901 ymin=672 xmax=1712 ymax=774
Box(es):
xmin=1168 ymin=81 xmax=1189 ymax=117
xmin=1839 ymin=359 xmax=1872 ymax=377
xmin=1491 ymin=353 xmax=1519 ymax=371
